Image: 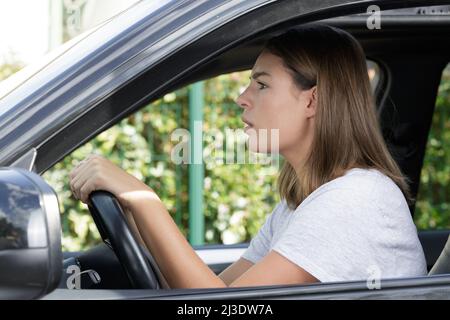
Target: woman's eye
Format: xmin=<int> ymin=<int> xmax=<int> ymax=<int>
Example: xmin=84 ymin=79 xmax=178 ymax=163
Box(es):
xmin=257 ymin=82 xmax=267 ymax=90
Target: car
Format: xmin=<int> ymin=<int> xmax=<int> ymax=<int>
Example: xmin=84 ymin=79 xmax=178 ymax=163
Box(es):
xmin=1 ymin=0 xmax=450 ymax=300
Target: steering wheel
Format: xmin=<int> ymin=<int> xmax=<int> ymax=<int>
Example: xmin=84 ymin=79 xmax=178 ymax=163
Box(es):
xmin=88 ymin=190 xmax=160 ymax=289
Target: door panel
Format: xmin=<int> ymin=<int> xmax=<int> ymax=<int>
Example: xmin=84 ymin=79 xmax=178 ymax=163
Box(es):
xmin=419 ymin=230 xmax=450 ymax=271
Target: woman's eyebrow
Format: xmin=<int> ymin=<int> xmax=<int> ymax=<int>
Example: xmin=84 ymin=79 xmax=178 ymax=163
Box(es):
xmin=251 ymin=71 xmax=271 ymax=80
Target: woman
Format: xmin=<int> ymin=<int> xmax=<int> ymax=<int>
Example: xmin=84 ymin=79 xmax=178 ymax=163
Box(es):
xmin=69 ymin=24 xmax=427 ymax=288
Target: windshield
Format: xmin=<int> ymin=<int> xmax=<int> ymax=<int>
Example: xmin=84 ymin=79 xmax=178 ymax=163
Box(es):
xmin=0 ymin=0 xmax=174 ymax=118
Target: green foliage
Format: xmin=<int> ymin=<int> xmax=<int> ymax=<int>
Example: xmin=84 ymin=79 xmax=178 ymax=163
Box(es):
xmin=415 ymin=64 xmax=450 ymax=230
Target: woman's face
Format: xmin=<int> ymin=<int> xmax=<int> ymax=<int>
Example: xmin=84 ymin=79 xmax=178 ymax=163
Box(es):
xmin=237 ymin=51 xmax=317 ymax=161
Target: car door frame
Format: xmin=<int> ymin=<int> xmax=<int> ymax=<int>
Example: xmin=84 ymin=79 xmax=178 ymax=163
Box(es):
xmin=4 ymin=0 xmax=450 ymax=299
xmin=42 ymin=273 xmax=450 ymax=299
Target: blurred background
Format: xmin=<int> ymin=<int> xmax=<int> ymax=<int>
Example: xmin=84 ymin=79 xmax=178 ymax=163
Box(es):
xmin=0 ymin=0 xmax=449 ymax=252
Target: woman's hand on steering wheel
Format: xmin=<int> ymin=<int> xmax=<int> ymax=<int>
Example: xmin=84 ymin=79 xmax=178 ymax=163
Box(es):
xmin=69 ymin=154 xmax=163 ymax=289
xmin=69 ymin=154 xmax=159 ymax=209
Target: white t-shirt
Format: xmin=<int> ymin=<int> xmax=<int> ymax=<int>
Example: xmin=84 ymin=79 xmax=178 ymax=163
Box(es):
xmin=242 ymin=168 xmax=427 ymax=283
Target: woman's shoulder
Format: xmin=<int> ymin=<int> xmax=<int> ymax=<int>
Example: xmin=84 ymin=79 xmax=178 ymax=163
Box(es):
xmin=272 ymin=199 xmax=291 ymax=216
xmin=321 ymin=167 xmax=397 ymax=194
xmin=342 ymin=168 xmax=406 ymax=205
xmin=299 ymin=167 xmax=404 ymax=210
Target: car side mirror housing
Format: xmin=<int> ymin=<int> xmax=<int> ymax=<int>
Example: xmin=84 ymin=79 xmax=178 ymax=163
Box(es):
xmin=0 ymin=168 xmax=62 ymax=299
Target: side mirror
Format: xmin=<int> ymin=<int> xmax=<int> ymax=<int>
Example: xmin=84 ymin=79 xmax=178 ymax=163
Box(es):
xmin=0 ymin=168 xmax=62 ymax=299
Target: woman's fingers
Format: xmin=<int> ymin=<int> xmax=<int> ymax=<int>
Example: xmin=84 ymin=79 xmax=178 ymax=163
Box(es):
xmin=69 ymin=153 xmax=146 ymax=206
xmin=70 ymin=161 xmax=98 ymax=201
xmin=69 ymin=154 xmax=100 ymax=179
xmin=70 ymin=168 xmax=92 ymax=200
xmin=69 ymin=160 xmax=88 ymax=188
xmin=78 ymin=176 xmax=98 ymax=205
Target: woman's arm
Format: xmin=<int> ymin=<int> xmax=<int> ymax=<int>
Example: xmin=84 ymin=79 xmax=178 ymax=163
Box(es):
xmin=126 ymin=202 xmax=252 ymax=286
xmin=126 ymin=202 xmax=252 ymax=287
xmin=124 ymin=194 xmax=318 ymax=288
xmin=218 ymin=258 xmax=254 ymax=286
xmin=123 ymin=206 xmax=172 ymax=289
xmin=69 ymin=154 xmax=319 ymax=288
xmin=125 ymin=193 xmax=227 ymax=288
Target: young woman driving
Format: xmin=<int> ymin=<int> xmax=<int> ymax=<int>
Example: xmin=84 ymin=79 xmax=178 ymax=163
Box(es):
xmin=69 ymin=24 xmax=427 ymax=288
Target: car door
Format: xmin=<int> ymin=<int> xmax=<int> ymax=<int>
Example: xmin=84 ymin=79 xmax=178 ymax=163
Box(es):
xmin=2 ymin=0 xmax=450 ymax=299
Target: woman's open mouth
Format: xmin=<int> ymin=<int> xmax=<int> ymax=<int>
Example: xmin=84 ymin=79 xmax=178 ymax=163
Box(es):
xmin=242 ymin=118 xmax=254 ymax=131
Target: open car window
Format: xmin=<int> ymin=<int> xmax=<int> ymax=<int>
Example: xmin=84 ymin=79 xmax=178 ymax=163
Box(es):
xmin=415 ymin=62 xmax=450 ymax=231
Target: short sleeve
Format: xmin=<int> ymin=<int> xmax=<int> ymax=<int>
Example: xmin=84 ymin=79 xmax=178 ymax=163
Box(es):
xmin=241 ymin=202 xmax=282 ymax=264
xmin=272 ymin=188 xmax=375 ymax=283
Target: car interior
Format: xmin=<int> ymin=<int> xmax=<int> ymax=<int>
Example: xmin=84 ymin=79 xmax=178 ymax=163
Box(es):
xmin=50 ymin=4 xmax=450 ymax=295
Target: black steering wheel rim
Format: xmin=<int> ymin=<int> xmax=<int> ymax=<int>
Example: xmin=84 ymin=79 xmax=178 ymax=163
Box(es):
xmin=88 ymin=190 xmax=160 ymax=289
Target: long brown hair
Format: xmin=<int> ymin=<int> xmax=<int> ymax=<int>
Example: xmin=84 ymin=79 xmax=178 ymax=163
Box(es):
xmin=264 ymin=24 xmax=413 ymax=210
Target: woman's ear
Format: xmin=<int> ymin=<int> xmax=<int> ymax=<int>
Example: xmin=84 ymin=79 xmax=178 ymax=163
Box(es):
xmin=305 ymin=85 xmax=317 ymax=118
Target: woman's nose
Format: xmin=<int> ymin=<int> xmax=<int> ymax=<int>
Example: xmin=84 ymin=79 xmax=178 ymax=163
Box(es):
xmin=236 ymin=88 xmax=250 ymax=109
